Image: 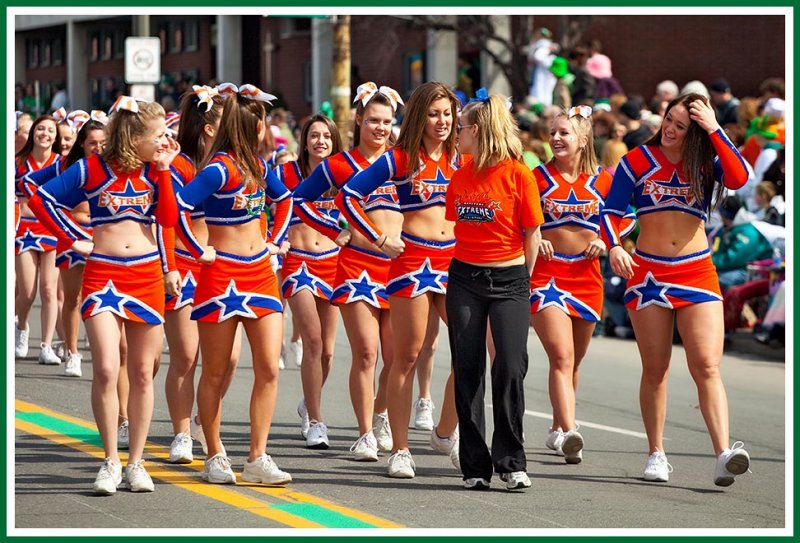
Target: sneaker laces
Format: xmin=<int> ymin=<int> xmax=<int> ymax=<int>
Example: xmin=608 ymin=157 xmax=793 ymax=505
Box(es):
xmin=127 ymin=459 xmax=146 ymax=477
xmin=350 ymin=432 xmax=374 ymax=453
xmin=649 ymin=452 xmax=674 ymax=474
xmin=98 ymin=458 xmax=118 ymax=477
xmin=388 ymin=450 xmax=415 ymax=468
xmin=208 ymin=454 xmax=232 ymax=472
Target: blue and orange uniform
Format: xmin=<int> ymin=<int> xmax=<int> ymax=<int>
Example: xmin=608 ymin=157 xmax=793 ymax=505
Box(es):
xmin=292 ymin=149 xmax=398 ymax=309
xmin=15 ymin=153 xmax=61 ymax=255
xmin=337 ymin=147 xmax=459 ymax=298
xmin=277 ymin=160 xmax=339 ymax=301
xmin=163 ymin=152 xmax=201 ymax=311
xmin=530 ymin=163 xmax=636 ymax=321
xmin=27 ymin=153 xmax=178 ymax=324
xmin=176 ymin=152 xmax=292 ymax=323
xmin=20 ymin=159 xmax=93 ymax=268
xmin=601 ymin=129 xmax=749 ymax=310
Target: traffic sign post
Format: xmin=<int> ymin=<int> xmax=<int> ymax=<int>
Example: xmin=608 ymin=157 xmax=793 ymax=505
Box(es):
xmin=125 ymin=37 xmax=161 ymax=84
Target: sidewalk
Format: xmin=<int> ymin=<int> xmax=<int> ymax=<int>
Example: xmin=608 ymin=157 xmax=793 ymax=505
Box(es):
xmin=725 ymin=329 xmax=786 ymax=363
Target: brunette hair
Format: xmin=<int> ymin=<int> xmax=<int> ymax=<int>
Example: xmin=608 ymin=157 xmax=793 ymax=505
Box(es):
xmin=644 ymin=93 xmax=721 ymax=209
xmin=394 ymin=81 xmax=458 ymax=174
xmin=64 ymin=120 xmax=106 ymax=168
xmin=299 ymin=114 xmax=342 ymax=178
xmin=15 ymin=115 xmax=61 ymax=165
xmin=177 ymin=88 xmax=224 ymax=165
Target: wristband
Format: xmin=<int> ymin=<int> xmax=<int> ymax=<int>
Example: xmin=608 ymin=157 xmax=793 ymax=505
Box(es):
xmin=377 ymin=235 xmax=387 ymax=248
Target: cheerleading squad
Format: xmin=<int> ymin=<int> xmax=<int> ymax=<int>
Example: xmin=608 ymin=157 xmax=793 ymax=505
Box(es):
xmin=14 ymin=80 xmax=751 ymax=495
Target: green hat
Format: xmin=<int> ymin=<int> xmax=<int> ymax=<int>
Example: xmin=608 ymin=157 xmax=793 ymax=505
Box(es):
xmin=550 ymin=56 xmax=569 ymax=78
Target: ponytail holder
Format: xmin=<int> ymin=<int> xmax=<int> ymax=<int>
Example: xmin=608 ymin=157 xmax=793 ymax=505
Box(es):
xmin=52 ymin=107 xmax=68 ymax=125
xmin=568 ymin=105 xmax=593 ymax=120
xmin=353 ymin=82 xmax=405 ymax=112
xmin=192 ymin=84 xmax=220 ymax=112
xmin=109 ymin=95 xmax=148 ymax=114
xmin=216 ymin=82 xmax=277 ymax=104
xmin=468 ymin=88 xmax=513 ymax=111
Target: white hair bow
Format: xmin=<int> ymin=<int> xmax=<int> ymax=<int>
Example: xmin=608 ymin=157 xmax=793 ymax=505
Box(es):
xmin=353 ymin=82 xmax=404 ymax=112
xmin=192 ymin=85 xmax=220 ymax=112
xmin=568 ymin=105 xmax=593 ymax=120
xmin=216 ymin=82 xmax=277 ymax=104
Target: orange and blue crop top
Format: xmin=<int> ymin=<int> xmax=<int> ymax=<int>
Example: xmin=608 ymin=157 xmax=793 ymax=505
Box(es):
xmin=277 ymin=159 xmax=339 ymax=229
xmin=601 ymin=129 xmax=748 ymax=246
xmin=175 ymin=152 xmax=292 ymax=258
xmin=292 ymin=148 xmax=398 ymax=240
xmin=338 ymin=147 xmax=459 ymax=243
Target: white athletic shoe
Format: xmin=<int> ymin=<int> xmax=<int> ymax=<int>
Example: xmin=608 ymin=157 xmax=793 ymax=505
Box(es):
xmin=15 ymin=324 xmax=29 ymax=358
xmin=125 ymin=460 xmax=155 ymax=492
xmin=545 ymin=427 xmax=565 ymax=455
xmin=168 ymin=432 xmax=194 ymax=464
xmin=643 ymin=451 xmax=673 ymax=482
xmin=387 ymin=450 xmax=416 ymax=479
xmin=190 ymin=414 xmax=207 ymax=455
xmin=242 ymin=454 xmax=292 ymax=485
xmin=372 ymin=411 xmax=393 ymax=452
xmin=297 ymin=399 xmax=310 ymax=439
xmin=464 ymin=477 xmax=491 ymax=490
xmin=38 ymin=343 xmax=62 ymax=365
xmin=52 ymin=340 xmax=68 ymax=363
xmin=93 ymin=458 xmax=122 ymax=495
xmin=278 ymin=353 xmax=286 ymax=370
xmin=64 ymin=352 xmax=83 ymax=377
xmin=430 ymin=426 xmax=460 ymax=470
xmin=499 ymin=471 xmax=531 ymax=490
xmin=560 ymin=429 xmax=584 ymax=464
xmin=350 ymin=431 xmax=379 ymax=462
xmin=287 ymin=339 xmax=303 ymax=367
xmin=117 ymin=420 xmax=129 ymax=450
xmin=306 ymin=421 xmax=330 ymax=449
xmin=202 ymin=453 xmax=236 ymax=484
xmin=714 ymin=441 xmax=751 ymax=487
xmin=413 ymin=397 xmax=434 ymax=431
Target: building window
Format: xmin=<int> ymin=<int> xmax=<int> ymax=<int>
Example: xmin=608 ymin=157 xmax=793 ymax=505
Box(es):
xmin=280 ymin=17 xmax=312 ymax=39
xmin=303 ymin=60 xmax=312 ymax=104
xmin=27 ymin=40 xmax=39 ymax=68
xmin=184 ymin=19 xmax=199 ymax=52
xmin=102 ymin=32 xmax=113 ymax=60
xmin=90 ymin=32 xmax=100 ymax=62
xmin=170 ymin=21 xmax=183 ymax=53
xmin=158 ymin=23 xmax=168 ymax=54
xmin=114 ymin=30 xmax=127 ymax=59
xmin=41 ymin=41 xmax=51 ymax=67
xmin=52 ymin=39 xmax=63 ymax=66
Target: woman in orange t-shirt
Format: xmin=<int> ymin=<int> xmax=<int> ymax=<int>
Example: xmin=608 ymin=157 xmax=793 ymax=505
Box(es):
xmin=444 ymin=90 xmax=543 ymax=491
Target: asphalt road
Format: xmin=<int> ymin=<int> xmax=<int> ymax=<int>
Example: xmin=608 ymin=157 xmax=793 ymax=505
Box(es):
xmin=12 ymin=304 xmax=788 ymax=533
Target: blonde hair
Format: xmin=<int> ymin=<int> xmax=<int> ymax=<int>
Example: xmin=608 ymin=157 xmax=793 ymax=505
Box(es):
xmin=550 ymin=110 xmax=598 ymax=175
xmin=394 ymin=82 xmax=458 ymax=175
xmin=103 ymin=101 xmax=165 ymax=172
xmin=755 ymin=181 xmax=777 ymax=201
xmin=460 ymin=94 xmax=523 ymax=170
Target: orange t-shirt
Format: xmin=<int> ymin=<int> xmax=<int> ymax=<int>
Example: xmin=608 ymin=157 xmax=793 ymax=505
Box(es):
xmin=445 ymin=158 xmax=544 ymax=264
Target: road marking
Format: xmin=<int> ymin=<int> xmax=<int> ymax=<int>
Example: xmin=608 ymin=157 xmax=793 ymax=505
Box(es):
xmin=487 ymin=403 xmax=652 ymax=439
xmin=15 ymin=400 xmax=402 ymax=528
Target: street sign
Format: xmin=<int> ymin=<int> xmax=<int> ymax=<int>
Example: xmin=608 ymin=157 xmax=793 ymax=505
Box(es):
xmin=125 ymin=37 xmax=161 ymax=84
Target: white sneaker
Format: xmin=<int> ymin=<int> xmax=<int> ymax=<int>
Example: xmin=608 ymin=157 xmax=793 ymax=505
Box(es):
xmin=714 ymin=441 xmax=751 ymax=487
xmin=413 ymin=397 xmax=434 ymax=431
xmin=117 ymin=420 xmax=129 ymax=450
xmin=38 ymin=343 xmax=61 ymax=365
xmin=430 ymin=426 xmax=461 ymax=470
xmin=168 ymin=432 xmax=194 ymax=464
xmin=242 ymin=454 xmax=292 ymax=485
xmin=125 ymin=460 xmax=155 ymax=492
xmin=278 ymin=353 xmax=286 ymax=370
xmin=372 ymin=411 xmax=393 ymax=452
xmin=297 ymin=399 xmax=310 ymax=439
xmin=545 ymin=427 xmax=565 ymax=456
xmin=15 ymin=325 xmax=29 ymax=358
xmin=52 ymin=340 xmax=68 ymax=362
xmin=190 ymin=414 xmax=207 ymax=455
xmin=64 ymin=352 xmax=83 ymax=377
xmin=287 ymin=339 xmax=303 ymax=367
xmin=306 ymin=421 xmax=330 ymax=449
xmin=643 ymin=451 xmax=673 ymax=482
xmin=387 ymin=450 xmax=416 ymax=479
xmin=560 ymin=429 xmax=584 ymax=464
xmin=350 ymin=431 xmax=379 ymax=461
xmin=499 ymin=471 xmax=532 ymax=490
xmin=464 ymin=477 xmax=490 ymax=490
xmin=202 ymin=453 xmax=236 ymax=484
xmin=93 ymin=458 xmax=122 ymax=495
xmin=83 ymin=333 xmax=91 ymax=350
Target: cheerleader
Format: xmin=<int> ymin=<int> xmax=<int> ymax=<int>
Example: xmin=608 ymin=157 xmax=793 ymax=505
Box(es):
xmin=28 ymin=97 xmax=180 ymax=495
xmin=276 ymin=114 xmax=342 ymax=448
xmin=530 ymin=105 xmax=635 ymax=463
xmin=163 ymin=85 xmax=243 ymax=464
xmin=338 ymin=81 xmax=462 ymax=478
xmin=292 ymin=83 xmax=401 ymax=461
xmin=14 ymin=115 xmax=62 ymax=364
xmin=175 ymin=84 xmax=293 ymax=485
xmin=601 ymin=93 xmax=751 ymax=486
xmin=21 ymin=110 xmax=109 ymax=377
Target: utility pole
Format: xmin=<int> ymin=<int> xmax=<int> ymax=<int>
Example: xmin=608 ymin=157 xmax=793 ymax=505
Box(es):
xmin=330 ymin=15 xmax=351 ymax=145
